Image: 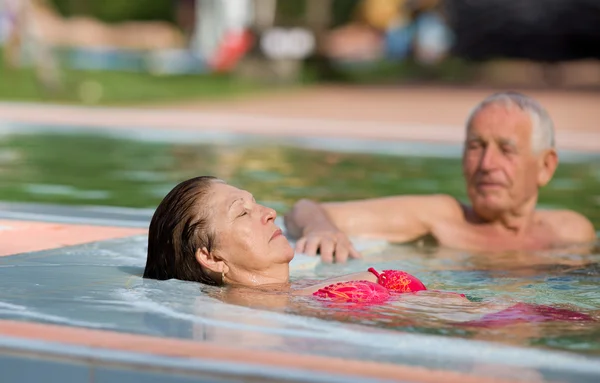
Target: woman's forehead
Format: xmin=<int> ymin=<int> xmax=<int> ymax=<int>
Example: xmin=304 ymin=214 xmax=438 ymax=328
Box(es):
xmin=210 ymin=183 xmax=251 ymax=206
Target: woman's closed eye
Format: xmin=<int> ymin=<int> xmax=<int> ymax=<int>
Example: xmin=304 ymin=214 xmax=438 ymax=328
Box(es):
xmin=237 ymin=210 xmax=249 ymax=218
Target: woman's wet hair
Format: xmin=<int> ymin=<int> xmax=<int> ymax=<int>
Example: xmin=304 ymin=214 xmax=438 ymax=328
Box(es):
xmin=144 ymin=176 xmax=220 ymax=285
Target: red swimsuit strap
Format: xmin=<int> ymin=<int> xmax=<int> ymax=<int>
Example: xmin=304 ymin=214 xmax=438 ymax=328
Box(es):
xmin=367 ymin=267 xmax=381 ymax=279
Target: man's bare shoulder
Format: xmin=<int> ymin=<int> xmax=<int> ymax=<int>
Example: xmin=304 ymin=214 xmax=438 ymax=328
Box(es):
xmin=539 ymin=209 xmax=597 ymax=243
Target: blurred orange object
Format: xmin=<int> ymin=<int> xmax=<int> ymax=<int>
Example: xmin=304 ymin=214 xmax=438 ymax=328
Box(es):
xmin=209 ymin=30 xmax=254 ymax=72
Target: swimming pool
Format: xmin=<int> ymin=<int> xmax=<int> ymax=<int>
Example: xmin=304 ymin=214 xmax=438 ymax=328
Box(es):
xmin=0 ymin=125 xmax=599 ymax=382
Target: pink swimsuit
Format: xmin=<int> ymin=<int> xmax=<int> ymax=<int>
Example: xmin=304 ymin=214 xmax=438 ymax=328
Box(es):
xmin=312 ymin=268 xmax=594 ymax=325
xmin=312 ymin=268 xmax=433 ymax=306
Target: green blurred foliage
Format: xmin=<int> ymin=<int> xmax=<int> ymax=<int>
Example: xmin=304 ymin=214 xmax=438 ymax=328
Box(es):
xmin=331 ymin=0 xmax=361 ymax=27
xmin=50 ymin=0 xmax=176 ymax=24
xmin=0 ymin=49 xmax=267 ymax=105
xmin=48 ymin=0 xmax=360 ymax=26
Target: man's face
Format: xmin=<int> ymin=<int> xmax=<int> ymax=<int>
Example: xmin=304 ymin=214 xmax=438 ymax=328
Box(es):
xmin=462 ymin=103 xmax=557 ymax=219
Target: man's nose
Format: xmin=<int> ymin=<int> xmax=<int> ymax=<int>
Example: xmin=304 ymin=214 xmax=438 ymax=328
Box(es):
xmin=479 ymin=146 xmax=499 ymax=171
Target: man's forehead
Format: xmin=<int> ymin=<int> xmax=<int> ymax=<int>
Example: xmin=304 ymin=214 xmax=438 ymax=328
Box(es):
xmin=468 ymin=104 xmax=532 ymax=140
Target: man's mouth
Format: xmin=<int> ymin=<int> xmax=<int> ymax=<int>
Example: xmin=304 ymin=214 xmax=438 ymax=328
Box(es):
xmin=476 ymin=181 xmax=505 ymax=190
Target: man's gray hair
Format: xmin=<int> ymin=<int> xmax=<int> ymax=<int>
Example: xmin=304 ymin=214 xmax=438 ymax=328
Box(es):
xmin=466 ymin=92 xmax=555 ymax=153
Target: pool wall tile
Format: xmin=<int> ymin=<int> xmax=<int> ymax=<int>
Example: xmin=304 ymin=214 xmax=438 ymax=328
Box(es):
xmin=0 ymin=353 xmax=91 ymax=383
xmin=92 ymin=367 xmax=225 ymax=383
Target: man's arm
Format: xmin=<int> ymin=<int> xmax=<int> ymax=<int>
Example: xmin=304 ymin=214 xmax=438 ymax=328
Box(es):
xmin=284 ymin=194 xmax=455 ymax=262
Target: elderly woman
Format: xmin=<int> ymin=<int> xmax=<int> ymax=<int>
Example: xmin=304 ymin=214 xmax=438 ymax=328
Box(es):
xmin=143 ymin=176 xmax=594 ymax=325
xmin=143 ymin=175 xmax=420 ymax=304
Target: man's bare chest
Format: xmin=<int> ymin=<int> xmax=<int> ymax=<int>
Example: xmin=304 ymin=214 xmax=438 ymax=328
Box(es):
xmin=430 ymin=219 xmax=557 ymax=252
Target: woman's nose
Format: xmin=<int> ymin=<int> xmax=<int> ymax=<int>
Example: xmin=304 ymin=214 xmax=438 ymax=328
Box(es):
xmin=261 ymin=206 xmax=277 ymax=224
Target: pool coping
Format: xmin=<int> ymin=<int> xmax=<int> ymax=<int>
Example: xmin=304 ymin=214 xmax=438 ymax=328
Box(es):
xmin=1 ymin=102 xmax=599 ymax=153
xmin=0 ymin=319 xmax=539 ymax=383
xmin=0 ymin=332 xmax=398 ymax=383
xmin=0 ymin=219 xmax=146 ymax=257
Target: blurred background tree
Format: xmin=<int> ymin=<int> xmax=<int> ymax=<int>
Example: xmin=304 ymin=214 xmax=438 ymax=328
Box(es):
xmin=50 ymin=0 xmax=177 ymax=24
xmin=47 ymin=0 xmax=361 ymax=28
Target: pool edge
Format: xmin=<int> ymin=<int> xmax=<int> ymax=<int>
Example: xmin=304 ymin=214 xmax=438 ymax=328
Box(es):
xmin=0 ymin=319 xmax=530 ymax=383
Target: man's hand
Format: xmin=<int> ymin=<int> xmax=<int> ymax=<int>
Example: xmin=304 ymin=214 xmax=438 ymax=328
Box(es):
xmin=294 ymin=226 xmax=361 ymax=263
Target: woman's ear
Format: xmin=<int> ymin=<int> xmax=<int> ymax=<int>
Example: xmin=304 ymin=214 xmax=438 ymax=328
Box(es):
xmin=195 ymin=247 xmax=226 ymax=274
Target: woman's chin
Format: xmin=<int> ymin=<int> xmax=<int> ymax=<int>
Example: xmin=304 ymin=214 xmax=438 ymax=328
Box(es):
xmin=281 ymin=245 xmax=295 ymax=263
xmin=287 ymin=248 xmax=296 ymax=261
xmin=267 ymin=238 xmax=295 ymax=262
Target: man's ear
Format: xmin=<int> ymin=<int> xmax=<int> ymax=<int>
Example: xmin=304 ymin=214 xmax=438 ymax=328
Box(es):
xmin=195 ymin=247 xmax=226 ymax=274
xmin=538 ymin=149 xmax=558 ymax=187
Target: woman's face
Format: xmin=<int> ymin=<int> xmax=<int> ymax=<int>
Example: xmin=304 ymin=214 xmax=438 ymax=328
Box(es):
xmin=207 ymin=182 xmax=294 ymax=277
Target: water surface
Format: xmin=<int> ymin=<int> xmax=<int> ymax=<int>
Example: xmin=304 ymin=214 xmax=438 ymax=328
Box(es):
xmin=0 ymin=130 xmax=599 ymax=358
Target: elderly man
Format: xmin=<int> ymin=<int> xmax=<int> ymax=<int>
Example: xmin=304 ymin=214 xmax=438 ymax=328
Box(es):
xmin=284 ymin=92 xmax=597 ymax=263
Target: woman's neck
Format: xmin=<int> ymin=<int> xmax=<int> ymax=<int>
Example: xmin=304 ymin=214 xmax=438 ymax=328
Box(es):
xmin=225 ymin=263 xmax=290 ymax=288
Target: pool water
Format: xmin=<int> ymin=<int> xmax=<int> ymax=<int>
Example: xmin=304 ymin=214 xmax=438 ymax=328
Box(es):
xmin=0 ymin=130 xmax=599 ymax=227
xmin=1 ymin=231 xmax=599 ymax=371
xmin=287 ymin=244 xmax=600 ymax=355
xmin=0 ymin=129 xmax=599 ymax=360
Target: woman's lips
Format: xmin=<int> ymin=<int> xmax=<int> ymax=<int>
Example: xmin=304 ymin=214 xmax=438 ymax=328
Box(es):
xmin=270 ymin=228 xmax=283 ymax=241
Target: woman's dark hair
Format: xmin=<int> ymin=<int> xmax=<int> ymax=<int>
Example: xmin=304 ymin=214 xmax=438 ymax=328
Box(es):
xmin=144 ymin=176 xmax=220 ymax=285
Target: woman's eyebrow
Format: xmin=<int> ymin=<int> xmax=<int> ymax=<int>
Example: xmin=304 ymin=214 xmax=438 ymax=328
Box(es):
xmin=228 ymin=198 xmax=243 ymax=211
xmin=243 ymin=193 xmax=255 ymax=203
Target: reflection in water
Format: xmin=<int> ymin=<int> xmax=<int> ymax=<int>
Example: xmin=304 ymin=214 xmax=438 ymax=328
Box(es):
xmin=1 ymin=132 xmax=599 ymax=227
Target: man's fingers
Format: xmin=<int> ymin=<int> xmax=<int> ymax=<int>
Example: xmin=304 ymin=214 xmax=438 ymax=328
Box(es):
xmin=348 ymin=245 xmax=362 ymax=259
xmin=333 ymin=246 xmax=349 ymax=263
xmin=319 ymin=240 xmax=336 ymax=263
xmin=294 ymin=232 xmax=358 ymax=264
xmin=303 ymin=237 xmax=322 ymax=257
xmin=294 ymin=237 xmax=307 ymax=255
